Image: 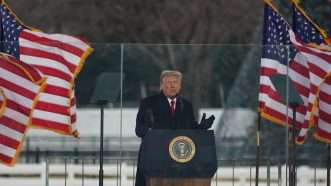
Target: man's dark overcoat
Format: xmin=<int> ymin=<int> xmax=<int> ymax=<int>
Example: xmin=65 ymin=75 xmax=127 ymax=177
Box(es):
xmin=134 ymin=92 xmax=204 ymax=186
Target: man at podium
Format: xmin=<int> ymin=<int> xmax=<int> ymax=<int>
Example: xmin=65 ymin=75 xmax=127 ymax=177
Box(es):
xmin=135 ymin=70 xmax=215 ymax=186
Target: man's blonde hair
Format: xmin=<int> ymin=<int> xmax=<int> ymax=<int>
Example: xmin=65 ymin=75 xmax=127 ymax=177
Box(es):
xmin=160 ymin=70 xmax=182 ymax=85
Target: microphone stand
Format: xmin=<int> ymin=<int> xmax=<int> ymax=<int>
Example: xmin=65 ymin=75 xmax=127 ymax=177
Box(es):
xmin=98 ymin=100 xmax=107 ymax=186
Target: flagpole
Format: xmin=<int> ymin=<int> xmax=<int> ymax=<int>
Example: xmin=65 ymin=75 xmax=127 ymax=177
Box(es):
xmin=99 ymin=101 xmax=106 ymax=186
xmin=289 ymin=103 xmax=298 ymax=186
xmin=285 ymin=45 xmax=290 ymax=186
xmin=290 ymin=3 xmax=296 ymax=186
xmin=255 ymin=113 xmax=262 ymax=186
xmin=119 ymin=43 xmax=124 ymax=186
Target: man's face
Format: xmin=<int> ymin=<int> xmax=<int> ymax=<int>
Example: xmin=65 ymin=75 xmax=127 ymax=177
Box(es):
xmin=161 ymin=75 xmax=181 ymax=98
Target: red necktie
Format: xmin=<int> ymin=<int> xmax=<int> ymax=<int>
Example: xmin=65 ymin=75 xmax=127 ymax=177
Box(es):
xmin=170 ymin=99 xmax=176 ymax=116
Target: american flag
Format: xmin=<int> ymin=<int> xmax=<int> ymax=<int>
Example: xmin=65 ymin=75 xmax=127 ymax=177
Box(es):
xmin=290 ymin=30 xmax=331 ymax=144
xmin=259 ymin=0 xmax=331 ymax=144
xmin=258 ymin=1 xmax=306 ymax=129
xmin=0 ymin=2 xmax=92 ymax=136
xmin=0 ymin=54 xmax=45 ymax=165
xmin=290 ymin=1 xmax=329 ymax=144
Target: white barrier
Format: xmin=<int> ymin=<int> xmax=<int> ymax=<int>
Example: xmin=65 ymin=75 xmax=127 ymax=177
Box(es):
xmin=0 ymin=163 xmax=328 ymax=186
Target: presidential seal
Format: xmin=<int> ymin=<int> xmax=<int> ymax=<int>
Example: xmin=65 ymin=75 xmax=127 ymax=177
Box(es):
xmin=168 ymin=136 xmax=196 ymax=163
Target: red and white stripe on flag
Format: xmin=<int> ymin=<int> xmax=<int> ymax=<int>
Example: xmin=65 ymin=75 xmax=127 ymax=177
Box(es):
xmin=258 ymin=57 xmax=307 ymax=128
xmin=19 ymin=29 xmax=93 ymax=136
xmin=315 ymin=76 xmax=331 ymax=142
xmin=0 ymin=54 xmax=45 ymax=165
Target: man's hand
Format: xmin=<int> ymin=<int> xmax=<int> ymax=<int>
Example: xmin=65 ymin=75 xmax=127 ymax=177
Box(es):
xmin=199 ymin=113 xmax=215 ymax=129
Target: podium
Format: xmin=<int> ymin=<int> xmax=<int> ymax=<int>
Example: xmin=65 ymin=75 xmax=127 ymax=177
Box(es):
xmin=139 ymin=130 xmax=217 ymax=186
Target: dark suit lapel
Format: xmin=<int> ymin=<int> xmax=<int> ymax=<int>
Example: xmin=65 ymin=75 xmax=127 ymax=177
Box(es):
xmin=174 ymin=98 xmax=181 ymax=118
xmin=160 ymin=94 xmax=171 ymax=116
xmin=158 ymin=93 xmax=173 ymax=122
xmin=173 ymin=97 xmax=185 ymax=128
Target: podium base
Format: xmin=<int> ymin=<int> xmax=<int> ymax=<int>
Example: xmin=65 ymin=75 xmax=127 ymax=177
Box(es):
xmin=147 ymin=177 xmax=211 ymax=186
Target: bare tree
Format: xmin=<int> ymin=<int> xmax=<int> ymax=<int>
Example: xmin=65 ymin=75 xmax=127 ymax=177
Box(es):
xmin=6 ymin=0 xmax=263 ymax=111
xmin=92 ymin=0 xmax=263 ymax=110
